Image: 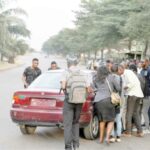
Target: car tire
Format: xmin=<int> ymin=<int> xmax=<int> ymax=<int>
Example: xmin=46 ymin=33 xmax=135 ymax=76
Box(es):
xmin=19 ymin=125 xmax=36 ymax=134
xmin=83 ymin=115 xmax=99 ymax=140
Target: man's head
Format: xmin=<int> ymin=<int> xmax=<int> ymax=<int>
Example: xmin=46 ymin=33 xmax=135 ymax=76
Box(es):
xmin=129 ymin=64 xmax=137 ymax=73
xmin=32 ymin=58 xmax=39 ymax=68
xmin=142 ymin=58 xmax=149 ymax=69
xmin=111 ymin=63 xmax=119 ymax=74
xmin=67 ymin=57 xmax=78 ymax=68
xmin=118 ymin=64 xmax=125 ymax=75
xmin=120 ymin=61 xmax=130 ymax=69
xmin=138 ymin=61 xmax=143 ymax=69
xmin=50 ymin=61 xmax=58 ymax=70
xmin=106 ymin=59 xmax=113 ymax=72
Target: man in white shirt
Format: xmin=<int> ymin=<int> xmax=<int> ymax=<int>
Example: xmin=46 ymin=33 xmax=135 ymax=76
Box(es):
xmin=118 ymin=65 xmax=144 ymax=137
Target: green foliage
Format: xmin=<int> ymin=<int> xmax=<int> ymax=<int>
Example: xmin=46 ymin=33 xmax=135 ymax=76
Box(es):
xmin=42 ymin=0 xmax=150 ymax=57
xmin=42 ymin=28 xmax=83 ymax=55
xmin=0 ymin=0 xmax=30 ymax=62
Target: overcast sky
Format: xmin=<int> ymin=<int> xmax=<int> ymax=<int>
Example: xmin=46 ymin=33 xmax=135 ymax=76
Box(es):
xmin=14 ymin=0 xmax=81 ymax=50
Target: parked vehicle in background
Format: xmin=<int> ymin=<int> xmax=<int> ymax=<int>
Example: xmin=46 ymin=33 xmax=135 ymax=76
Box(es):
xmin=10 ymin=69 xmax=99 ymax=140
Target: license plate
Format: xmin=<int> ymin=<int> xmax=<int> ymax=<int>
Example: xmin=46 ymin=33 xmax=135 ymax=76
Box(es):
xmin=31 ymin=99 xmax=56 ymax=107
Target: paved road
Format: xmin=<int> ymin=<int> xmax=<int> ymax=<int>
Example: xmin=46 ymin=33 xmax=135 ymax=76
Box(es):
xmin=0 ymin=53 xmax=150 ymax=150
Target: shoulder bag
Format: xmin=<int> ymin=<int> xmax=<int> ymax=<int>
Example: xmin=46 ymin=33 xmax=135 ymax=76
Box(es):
xmin=106 ymin=78 xmax=121 ymax=106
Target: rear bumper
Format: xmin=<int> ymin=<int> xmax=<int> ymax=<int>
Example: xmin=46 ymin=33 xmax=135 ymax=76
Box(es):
xmin=11 ymin=108 xmax=63 ymax=126
xmin=12 ymin=120 xmax=63 ymax=127
xmin=10 ymin=107 xmax=92 ymax=127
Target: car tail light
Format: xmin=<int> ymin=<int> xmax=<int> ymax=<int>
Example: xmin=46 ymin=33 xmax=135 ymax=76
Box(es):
xmin=13 ymin=94 xmax=30 ymax=105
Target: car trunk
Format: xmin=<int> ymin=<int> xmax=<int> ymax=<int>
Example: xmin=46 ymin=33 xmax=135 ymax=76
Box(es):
xmin=13 ymin=89 xmax=65 ymax=110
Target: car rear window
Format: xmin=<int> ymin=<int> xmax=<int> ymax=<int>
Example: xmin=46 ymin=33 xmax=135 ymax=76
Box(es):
xmin=29 ymin=72 xmax=63 ymax=89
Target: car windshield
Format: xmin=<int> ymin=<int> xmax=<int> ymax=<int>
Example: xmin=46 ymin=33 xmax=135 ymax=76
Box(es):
xmin=29 ymin=72 xmax=63 ymax=89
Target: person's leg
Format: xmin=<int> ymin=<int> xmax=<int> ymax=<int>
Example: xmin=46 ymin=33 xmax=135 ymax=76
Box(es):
xmin=99 ymin=122 xmax=106 ymax=143
xmin=72 ymin=104 xmax=82 ymax=149
xmin=106 ymin=121 xmax=114 ymax=143
xmin=120 ymin=96 xmax=127 ymax=131
xmin=116 ymin=113 xmax=122 ymax=140
xmin=133 ymin=98 xmax=143 ymax=136
xmin=138 ymin=99 xmax=143 ymax=124
xmin=111 ymin=128 xmax=115 ymax=137
xmin=126 ymin=96 xmax=137 ymax=135
xmin=63 ymin=101 xmax=74 ymax=150
xmin=110 ymin=118 xmax=116 ymax=143
xmin=142 ymin=97 xmax=150 ymax=130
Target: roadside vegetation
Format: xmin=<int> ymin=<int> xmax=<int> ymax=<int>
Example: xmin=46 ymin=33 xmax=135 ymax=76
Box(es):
xmin=0 ymin=0 xmax=31 ymax=64
xmin=42 ymin=0 xmax=150 ymax=60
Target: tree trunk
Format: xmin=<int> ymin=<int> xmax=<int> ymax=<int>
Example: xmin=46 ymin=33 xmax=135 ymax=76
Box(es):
xmin=143 ymin=40 xmax=149 ymax=58
xmin=128 ymin=40 xmax=132 ymax=51
xmin=83 ymin=53 xmax=87 ymax=64
xmin=8 ymin=56 xmax=15 ymax=64
xmin=88 ymin=51 xmax=91 ymax=59
xmin=0 ymin=53 xmax=4 ymax=61
xmin=101 ymin=49 xmax=104 ymax=61
xmin=94 ymin=50 xmax=97 ymax=60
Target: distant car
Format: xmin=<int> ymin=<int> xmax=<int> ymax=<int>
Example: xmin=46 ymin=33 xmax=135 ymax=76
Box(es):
xmin=10 ymin=69 xmax=99 ymax=140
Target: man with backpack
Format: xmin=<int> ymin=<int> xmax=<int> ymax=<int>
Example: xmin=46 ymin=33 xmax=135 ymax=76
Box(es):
xmin=61 ymin=57 xmax=91 ymax=150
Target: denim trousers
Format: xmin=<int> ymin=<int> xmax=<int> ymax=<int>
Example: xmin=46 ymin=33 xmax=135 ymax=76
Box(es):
xmin=63 ymin=99 xmax=82 ymax=150
xmin=111 ymin=113 xmax=122 ymax=137
xmin=120 ymin=95 xmax=128 ymax=130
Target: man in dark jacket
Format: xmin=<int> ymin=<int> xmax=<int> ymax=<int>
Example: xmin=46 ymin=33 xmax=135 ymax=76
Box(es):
xmin=141 ymin=59 xmax=150 ymax=133
xmin=22 ymin=58 xmax=41 ymax=88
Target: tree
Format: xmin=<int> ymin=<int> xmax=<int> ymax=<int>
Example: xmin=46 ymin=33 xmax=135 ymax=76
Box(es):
xmin=42 ymin=0 xmax=150 ymax=59
xmin=123 ymin=0 xmax=150 ymax=57
xmin=42 ymin=28 xmax=83 ymax=55
xmin=0 ymin=0 xmax=30 ymax=63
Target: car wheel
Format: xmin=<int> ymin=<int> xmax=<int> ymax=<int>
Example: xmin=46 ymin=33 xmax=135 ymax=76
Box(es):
xmin=83 ymin=115 xmax=99 ymax=140
xmin=19 ymin=125 xmax=36 ymax=134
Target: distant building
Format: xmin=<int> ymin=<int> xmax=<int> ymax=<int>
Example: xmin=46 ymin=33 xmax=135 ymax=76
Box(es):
xmin=124 ymin=50 xmax=142 ymax=60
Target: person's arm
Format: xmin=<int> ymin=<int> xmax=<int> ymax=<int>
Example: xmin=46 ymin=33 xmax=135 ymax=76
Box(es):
xmin=60 ymin=71 xmax=68 ymax=93
xmin=22 ymin=68 xmax=28 ymax=88
xmin=86 ymin=73 xmax=95 ymax=93
xmin=112 ymin=75 xmax=121 ymax=93
xmin=22 ymin=75 xmax=28 ymax=87
xmin=38 ymin=69 xmax=42 ymax=76
xmin=61 ymin=81 xmax=66 ymax=90
xmin=124 ymin=71 xmax=137 ymax=89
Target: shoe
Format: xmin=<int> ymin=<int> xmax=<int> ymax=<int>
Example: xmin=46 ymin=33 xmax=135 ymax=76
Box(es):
xmin=143 ymin=129 xmax=150 ymax=134
xmin=73 ymin=146 xmax=80 ymax=150
xmin=132 ymin=127 xmax=137 ymax=132
xmin=122 ymin=132 xmax=132 ymax=137
xmin=136 ymin=132 xmax=144 ymax=137
xmin=109 ymin=137 xmax=116 ymax=143
xmin=116 ymin=137 xmax=121 ymax=142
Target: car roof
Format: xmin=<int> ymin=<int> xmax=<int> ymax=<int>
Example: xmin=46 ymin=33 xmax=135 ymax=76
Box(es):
xmin=16 ymin=69 xmax=95 ymax=92
xmin=46 ymin=69 xmax=65 ymax=73
xmin=45 ymin=69 xmax=95 ymax=74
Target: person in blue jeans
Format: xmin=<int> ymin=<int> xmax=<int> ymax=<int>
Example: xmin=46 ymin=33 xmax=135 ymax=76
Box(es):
xmin=110 ymin=110 xmax=122 ymax=142
xmin=109 ymin=64 xmax=122 ymax=142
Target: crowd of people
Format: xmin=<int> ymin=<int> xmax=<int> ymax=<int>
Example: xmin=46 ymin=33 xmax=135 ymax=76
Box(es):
xmin=21 ymin=57 xmax=150 ymax=150
xmin=92 ymin=58 xmax=150 ymax=145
